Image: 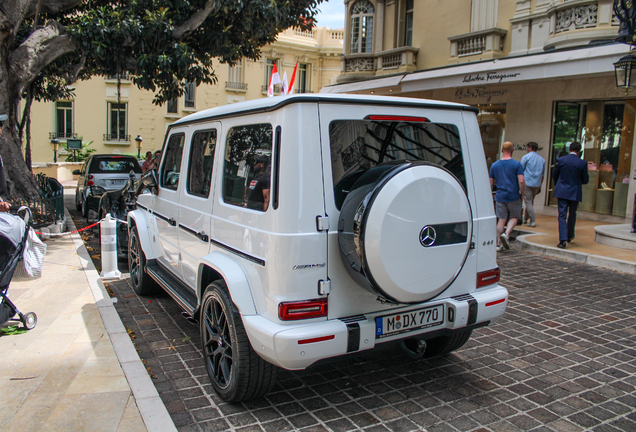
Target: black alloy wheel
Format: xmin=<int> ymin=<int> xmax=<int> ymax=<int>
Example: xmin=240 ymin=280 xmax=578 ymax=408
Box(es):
xmin=200 ymin=282 xmax=277 ymax=402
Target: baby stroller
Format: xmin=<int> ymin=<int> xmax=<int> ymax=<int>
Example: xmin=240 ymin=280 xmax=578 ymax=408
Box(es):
xmin=0 ymin=207 xmax=37 ymax=330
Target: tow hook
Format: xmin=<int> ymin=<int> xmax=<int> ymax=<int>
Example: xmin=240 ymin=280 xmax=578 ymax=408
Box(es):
xmin=399 ymin=338 xmax=427 ymax=360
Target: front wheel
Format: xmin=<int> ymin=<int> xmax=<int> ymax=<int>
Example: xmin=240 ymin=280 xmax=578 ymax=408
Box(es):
xmin=22 ymin=312 xmax=37 ymax=330
xmin=128 ymin=226 xmax=159 ymax=295
xmin=200 ymin=281 xmax=277 ymax=402
xmin=423 ymin=329 xmax=473 ymax=358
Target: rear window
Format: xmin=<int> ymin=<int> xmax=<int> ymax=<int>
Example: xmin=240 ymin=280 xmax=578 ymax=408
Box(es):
xmin=330 ymin=119 xmax=465 ymax=210
xmin=89 ymin=157 xmax=142 ymax=174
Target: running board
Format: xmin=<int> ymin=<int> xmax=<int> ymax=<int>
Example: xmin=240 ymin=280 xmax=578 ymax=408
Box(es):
xmin=146 ymin=260 xmax=197 ymax=315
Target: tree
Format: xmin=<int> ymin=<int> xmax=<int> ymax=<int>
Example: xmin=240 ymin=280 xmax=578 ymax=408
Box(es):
xmin=0 ymin=0 xmax=322 ymax=199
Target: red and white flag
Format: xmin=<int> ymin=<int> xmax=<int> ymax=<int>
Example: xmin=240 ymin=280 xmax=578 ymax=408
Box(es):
xmin=267 ymin=63 xmax=281 ymax=97
xmin=288 ymin=61 xmax=299 ymax=95
xmin=281 ymin=71 xmax=289 ymax=95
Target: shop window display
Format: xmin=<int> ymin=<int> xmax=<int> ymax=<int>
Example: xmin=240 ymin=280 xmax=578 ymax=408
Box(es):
xmin=548 ymin=100 xmax=635 ymax=217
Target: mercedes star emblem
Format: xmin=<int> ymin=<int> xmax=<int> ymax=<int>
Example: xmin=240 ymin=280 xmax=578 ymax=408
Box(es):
xmin=419 ymin=225 xmax=437 ymax=247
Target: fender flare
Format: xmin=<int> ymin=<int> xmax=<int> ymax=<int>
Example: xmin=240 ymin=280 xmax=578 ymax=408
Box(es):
xmin=127 ymin=209 xmax=158 ymax=260
xmin=198 ymin=252 xmax=257 ymax=316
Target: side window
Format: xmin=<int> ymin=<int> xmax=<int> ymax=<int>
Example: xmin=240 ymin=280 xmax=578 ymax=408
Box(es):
xmin=222 ymin=123 xmax=273 ymax=212
xmin=187 ymin=129 xmax=217 ymax=198
xmin=160 ymin=133 xmax=185 ymax=190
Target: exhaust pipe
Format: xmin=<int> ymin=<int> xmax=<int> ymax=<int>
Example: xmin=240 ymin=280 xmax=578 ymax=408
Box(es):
xmin=181 ymin=311 xmax=198 ymax=325
xmin=399 ymin=338 xmax=427 ymax=360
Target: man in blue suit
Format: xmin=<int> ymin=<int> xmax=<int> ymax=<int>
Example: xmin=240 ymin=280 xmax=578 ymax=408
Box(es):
xmin=552 ymin=141 xmax=589 ymax=249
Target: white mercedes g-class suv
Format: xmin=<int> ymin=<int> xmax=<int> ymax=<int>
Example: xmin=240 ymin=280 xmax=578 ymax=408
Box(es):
xmin=128 ymin=94 xmax=508 ymax=402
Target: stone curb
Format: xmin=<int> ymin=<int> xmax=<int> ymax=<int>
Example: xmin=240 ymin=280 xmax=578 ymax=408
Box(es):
xmin=65 ymin=209 xmax=177 ymax=432
xmin=514 ymin=231 xmax=636 ymax=274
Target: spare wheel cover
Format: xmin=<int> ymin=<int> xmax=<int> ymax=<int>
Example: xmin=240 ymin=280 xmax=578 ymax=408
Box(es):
xmin=340 ymin=162 xmax=473 ymax=304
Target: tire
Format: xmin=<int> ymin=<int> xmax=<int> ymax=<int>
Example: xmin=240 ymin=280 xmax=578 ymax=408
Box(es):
xmin=22 ymin=312 xmax=37 ymax=330
xmin=423 ymin=329 xmax=472 ymax=358
xmin=82 ymin=195 xmax=89 ymax=218
xmin=200 ymin=281 xmax=277 ymax=402
xmin=75 ymin=190 xmax=82 ymax=211
xmin=128 ymin=226 xmax=159 ymax=295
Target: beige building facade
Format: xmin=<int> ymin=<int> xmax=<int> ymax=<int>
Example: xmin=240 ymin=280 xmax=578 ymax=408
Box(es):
xmin=325 ymin=0 xmax=636 ymax=223
xmin=29 ymin=26 xmax=343 ymax=165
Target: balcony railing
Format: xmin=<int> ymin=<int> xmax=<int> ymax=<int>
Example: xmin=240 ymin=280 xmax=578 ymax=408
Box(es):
xmin=261 ymin=84 xmax=282 ymax=94
xmin=103 ymin=134 xmax=130 ymax=142
xmin=226 ymin=81 xmax=248 ymax=91
xmin=343 ymin=46 xmax=419 ymax=75
xmin=555 ymin=2 xmax=598 ymax=34
xmin=49 ymin=132 xmax=77 ymax=140
xmin=294 ymin=89 xmax=314 ymax=94
xmin=448 ymin=28 xmax=507 ymax=59
xmin=294 ymin=28 xmax=316 ymax=38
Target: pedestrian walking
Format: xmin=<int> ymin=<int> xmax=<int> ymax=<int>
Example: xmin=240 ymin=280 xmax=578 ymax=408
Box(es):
xmin=490 ymin=141 xmax=525 ymax=251
xmin=552 ymin=141 xmax=589 ymax=249
xmin=520 ymin=141 xmax=545 ymax=227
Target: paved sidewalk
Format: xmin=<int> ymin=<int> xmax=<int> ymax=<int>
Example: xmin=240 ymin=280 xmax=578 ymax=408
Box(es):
xmin=511 ymin=214 xmax=636 ymax=274
xmin=0 ymin=207 xmax=175 ymax=431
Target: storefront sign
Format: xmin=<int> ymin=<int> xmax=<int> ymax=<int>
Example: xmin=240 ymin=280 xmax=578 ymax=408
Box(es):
xmin=462 ymin=71 xmax=521 ymax=83
xmin=453 ymin=87 xmax=508 ymax=103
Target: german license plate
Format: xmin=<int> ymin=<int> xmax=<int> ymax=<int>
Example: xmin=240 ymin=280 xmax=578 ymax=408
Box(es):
xmin=375 ymin=305 xmax=444 ymax=338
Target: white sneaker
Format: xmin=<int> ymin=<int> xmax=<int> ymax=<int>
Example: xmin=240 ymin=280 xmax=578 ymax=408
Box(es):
xmin=527 ymin=221 xmax=536 ymax=227
xmin=496 ymin=245 xmax=504 ymax=252
xmin=500 ymin=233 xmax=510 ymax=249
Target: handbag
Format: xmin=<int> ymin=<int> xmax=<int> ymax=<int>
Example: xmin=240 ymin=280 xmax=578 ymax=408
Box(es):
xmin=12 ymin=227 xmax=47 ymax=281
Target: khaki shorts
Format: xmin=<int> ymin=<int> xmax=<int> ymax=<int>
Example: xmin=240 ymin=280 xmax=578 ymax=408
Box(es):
xmin=495 ymin=200 xmax=522 ymax=220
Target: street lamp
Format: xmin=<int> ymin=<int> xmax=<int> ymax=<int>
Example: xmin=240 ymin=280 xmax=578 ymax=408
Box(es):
xmin=614 ymin=1 xmax=636 ymax=92
xmin=135 ymin=135 xmax=143 ymax=158
xmin=50 ymin=137 xmax=59 ymax=163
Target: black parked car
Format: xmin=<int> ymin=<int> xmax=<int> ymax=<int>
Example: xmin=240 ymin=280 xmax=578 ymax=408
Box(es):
xmin=74 ymin=155 xmax=142 ymax=218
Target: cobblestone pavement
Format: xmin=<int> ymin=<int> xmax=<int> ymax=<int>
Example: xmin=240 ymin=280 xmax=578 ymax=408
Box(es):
xmin=98 ymin=247 xmax=635 ymax=432
xmin=69 ymin=209 xmax=636 ymax=432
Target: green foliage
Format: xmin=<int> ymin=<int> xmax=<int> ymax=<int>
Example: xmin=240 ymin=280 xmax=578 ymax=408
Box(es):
xmin=19 ymin=0 xmax=323 ymax=105
xmin=0 ymin=325 xmax=28 ymax=336
xmin=63 ymin=140 xmax=96 ymax=162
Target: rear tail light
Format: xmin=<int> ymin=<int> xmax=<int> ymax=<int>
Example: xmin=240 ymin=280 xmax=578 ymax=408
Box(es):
xmin=279 ymin=298 xmax=328 ymax=321
xmin=477 ymin=268 xmax=500 ymax=288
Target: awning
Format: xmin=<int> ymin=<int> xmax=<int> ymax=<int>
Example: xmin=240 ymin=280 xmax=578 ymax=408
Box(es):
xmin=322 ymin=44 xmax=629 ymax=94
xmin=320 ymin=74 xmax=404 ymax=93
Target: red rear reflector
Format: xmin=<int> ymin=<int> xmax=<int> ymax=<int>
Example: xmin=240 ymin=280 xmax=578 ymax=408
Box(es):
xmin=279 ymin=298 xmax=328 ymax=321
xmin=87 ymin=181 xmax=94 ymax=186
xmin=366 ymin=115 xmax=430 ymax=122
xmin=88 ymin=175 xmax=94 ymax=179
xmin=485 ymin=298 xmax=506 ymax=307
xmin=477 ymin=268 xmax=500 ymax=288
xmin=298 ymin=335 xmax=335 ymax=345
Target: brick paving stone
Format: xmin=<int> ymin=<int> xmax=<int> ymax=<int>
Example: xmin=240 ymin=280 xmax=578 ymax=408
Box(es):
xmin=85 ymin=211 xmax=635 ymax=432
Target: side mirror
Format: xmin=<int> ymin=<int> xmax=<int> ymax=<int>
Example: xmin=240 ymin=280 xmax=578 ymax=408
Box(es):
xmin=72 ymin=170 xmax=80 ymax=175
xmin=140 ymin=169 xmax=158 ymax=195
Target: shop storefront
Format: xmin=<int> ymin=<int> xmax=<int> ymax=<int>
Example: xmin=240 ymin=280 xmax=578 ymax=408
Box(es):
xmin=323 ymin=43 xmax=636 ymax=222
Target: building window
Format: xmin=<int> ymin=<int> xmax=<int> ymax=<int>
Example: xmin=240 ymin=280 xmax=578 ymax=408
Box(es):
xmin=107 ymin=102 xmax=128 ymax=141
xmin=184 ymin=82 xmax=196 ymax=108
xmin=167 ymin=98 xmax=178 ymax=114
xmin=297 ymin=63 xmax=308 ymax=93
xmin=350 ymin=0 xmax=374 ymax=54
xmin=55 ymin=101 xmax=73 ymax=139
xmin=404 ymin=0 xmax=414 ymax=47
xmin=228 ymin=60 xmax=244 ymax=85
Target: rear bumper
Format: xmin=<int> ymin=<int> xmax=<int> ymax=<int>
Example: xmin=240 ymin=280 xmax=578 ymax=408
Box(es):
xmin=243 ymin=285 xmax=508 ymax=370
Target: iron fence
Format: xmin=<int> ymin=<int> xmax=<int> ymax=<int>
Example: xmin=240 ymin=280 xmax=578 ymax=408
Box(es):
xmin=16 ymin=174 xmax=65 ymax=228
